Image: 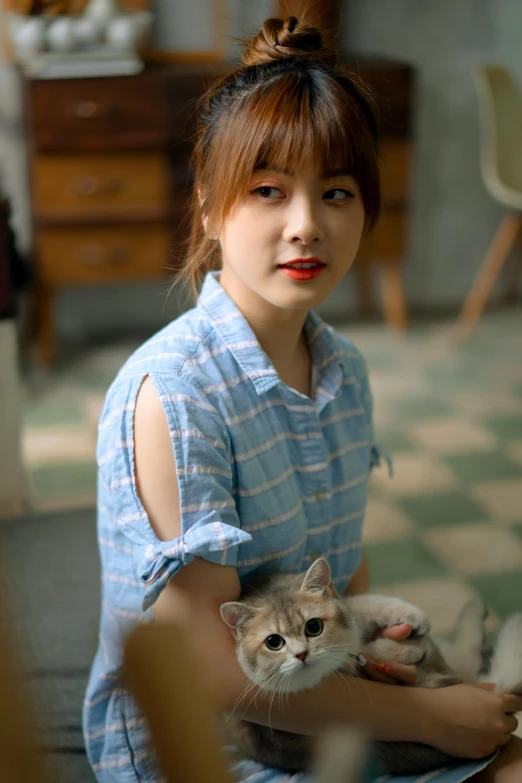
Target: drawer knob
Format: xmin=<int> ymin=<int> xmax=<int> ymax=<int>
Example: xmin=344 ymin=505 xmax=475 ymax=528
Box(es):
xmin=70 ymin=101 xmax=121 ymax=119
xmin=74 ymin=176 xmax=123 ymax=196
xmin=78 ymin=245 xmax=128 ymax=266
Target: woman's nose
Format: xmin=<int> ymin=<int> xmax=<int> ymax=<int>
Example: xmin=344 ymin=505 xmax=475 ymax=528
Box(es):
xmin=283 ymin=200 xmax=324 ymax=245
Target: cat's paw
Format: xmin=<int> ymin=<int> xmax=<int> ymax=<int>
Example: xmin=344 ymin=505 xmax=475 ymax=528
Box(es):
xmin=488 ymin=613 xmax=522 ymax=694
xmin=365 ymin=637 xmax=427 ymax=666
xmin=380 ymin=598 xmax=430 ymax=639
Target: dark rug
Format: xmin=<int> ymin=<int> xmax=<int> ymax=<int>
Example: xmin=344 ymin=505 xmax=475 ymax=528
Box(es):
xmin=0 ymin=507 xmax=100 ymax=782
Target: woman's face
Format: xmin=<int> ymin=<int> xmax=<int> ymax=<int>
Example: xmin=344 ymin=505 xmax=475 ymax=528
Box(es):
xmin=217 ymin=160 xmax=366 ymax=315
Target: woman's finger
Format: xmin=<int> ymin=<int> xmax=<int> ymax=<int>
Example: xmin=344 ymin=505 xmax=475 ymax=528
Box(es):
xmin=359 ymin=659 xmax=398 ymax=685
xmin=503 ymin=715 xmax=519 ymax=734
xmin=502 ymin=693 xmax=522 ymax=714
xmin=359 ymin=659 xmax=417 ymax=685
xmin=386 ymin=661 xmax=418 ymax=684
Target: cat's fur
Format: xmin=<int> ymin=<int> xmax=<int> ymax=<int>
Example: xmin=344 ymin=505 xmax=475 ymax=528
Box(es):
xmin=220 ymin=557 xmax=522 ymax=776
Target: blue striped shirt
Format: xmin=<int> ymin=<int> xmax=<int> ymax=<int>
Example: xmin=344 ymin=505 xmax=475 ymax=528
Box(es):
xmin=83 ymin=271 xmax=492 ymax=783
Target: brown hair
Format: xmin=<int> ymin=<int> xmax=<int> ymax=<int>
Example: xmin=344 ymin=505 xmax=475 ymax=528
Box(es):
xmin=179 ymin=16 xmax=381 ymax=299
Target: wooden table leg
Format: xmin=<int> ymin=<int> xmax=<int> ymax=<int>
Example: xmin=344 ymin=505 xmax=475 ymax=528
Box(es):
xmin=380 ymin=262 xmax=408 ymax=331
xmin=31 ymin=282 xmax=56 ymax=366
xmin=354 ymin=263 xmax=375 ymax=319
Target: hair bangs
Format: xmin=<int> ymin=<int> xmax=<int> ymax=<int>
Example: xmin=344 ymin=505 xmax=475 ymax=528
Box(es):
xmin=205 ymin=68 xmax=379 ymax=235
xmin=254 ymin=74 xmax=359 ymax=181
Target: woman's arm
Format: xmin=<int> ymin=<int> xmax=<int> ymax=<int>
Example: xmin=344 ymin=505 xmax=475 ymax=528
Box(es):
xmin=134 ymin=377 xmax=521 ymax=760
xmin=343 ymin=551 xmax=370 ymax=595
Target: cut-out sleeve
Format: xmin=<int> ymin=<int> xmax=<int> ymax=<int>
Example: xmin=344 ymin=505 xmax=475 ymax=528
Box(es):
xmin=97 ymin=372 xmax=252 ymax=612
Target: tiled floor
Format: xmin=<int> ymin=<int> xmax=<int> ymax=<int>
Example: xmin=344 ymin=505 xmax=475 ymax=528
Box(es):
xmin=20 ymin=310 xmax=522 ymax=636
xmin=344 ymin=310 xmax=522 ymax=637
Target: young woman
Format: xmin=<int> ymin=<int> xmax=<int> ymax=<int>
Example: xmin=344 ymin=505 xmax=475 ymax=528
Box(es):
xmin=83 ymin=16 xmax=522 ymax=783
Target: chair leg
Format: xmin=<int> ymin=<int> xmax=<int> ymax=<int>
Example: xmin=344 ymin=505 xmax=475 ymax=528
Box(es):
xmin=504 ymin=249 xmax=521 ymax=304
xmin=457 ymin=212 xmax=521 ymax=334
xmin=380 ymin=262 xmax=408 ymax=331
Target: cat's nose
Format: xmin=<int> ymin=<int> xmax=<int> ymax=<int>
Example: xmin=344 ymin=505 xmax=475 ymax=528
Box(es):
xmin=295 ymin=651 xmax=308 ymax=662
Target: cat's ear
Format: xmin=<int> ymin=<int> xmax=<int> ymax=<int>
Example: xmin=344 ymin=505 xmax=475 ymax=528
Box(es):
xmin=220 ymin=602 xmax=259 ymax=635
xmin=301 ymin=557 xmax=332 ymax=593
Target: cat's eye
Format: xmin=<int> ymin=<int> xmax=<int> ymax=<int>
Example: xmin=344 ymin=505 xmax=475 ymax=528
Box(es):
xmin=265 ymin=634 xmax=285 ymax=651
xmin=305 ymin=618 xmax=324 ymax=637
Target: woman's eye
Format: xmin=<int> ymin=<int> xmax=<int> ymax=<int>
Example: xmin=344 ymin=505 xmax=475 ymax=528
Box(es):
xmin=305 ymin=618 xmax=324 ymax=637
xmin=323 ymin=188 xmax=355 ymax=201
xmin=265 ymin=634 xmax=285 ymax=650
xmin=252 ymin=186 xmax=283 ymax=199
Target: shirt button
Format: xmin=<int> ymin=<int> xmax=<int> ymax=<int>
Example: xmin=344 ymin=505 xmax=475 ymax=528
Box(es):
xmin=310 ymin=551 xmax=322 ymax=561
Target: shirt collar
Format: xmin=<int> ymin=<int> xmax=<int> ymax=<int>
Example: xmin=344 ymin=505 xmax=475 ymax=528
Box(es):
xmin=197 ymin=271 xmax=345 ymax=400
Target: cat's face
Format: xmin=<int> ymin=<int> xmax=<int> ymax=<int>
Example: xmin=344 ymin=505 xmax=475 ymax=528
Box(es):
xmin=221 ymin=558 xmax=362 ymax=693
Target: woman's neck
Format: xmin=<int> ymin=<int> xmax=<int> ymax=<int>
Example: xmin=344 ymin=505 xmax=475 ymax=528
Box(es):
xmin=219 ymin=271 xmax=312 ymax=395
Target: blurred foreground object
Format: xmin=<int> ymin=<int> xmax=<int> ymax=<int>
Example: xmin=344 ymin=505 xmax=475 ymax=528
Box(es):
xmin=0 ymin=585 xmax=48 ymax=782
xmin=124 ymin=622 xmax=236 ymax=783
xmin=124 ymin=621 xmax=371 ymax=783
xmin=458 ymin=65 xmax=522 ymax=335
xmin=313 ymin=727 xmax=371 ymax=783
xmin=0 ymin=196 xmax=26 ymax=518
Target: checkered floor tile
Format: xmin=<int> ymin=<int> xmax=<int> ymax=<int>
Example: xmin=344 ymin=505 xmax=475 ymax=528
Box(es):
xmin=20 ymin=309 xmax=522 ymax=634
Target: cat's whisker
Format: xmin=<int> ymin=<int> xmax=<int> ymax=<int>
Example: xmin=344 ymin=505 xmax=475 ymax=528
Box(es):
xmin=231 ymin=668 xmax=273 ymax=713
xmin=277 ymin=672 xmax=289 ymax=711
xmin=331 ymin=669 xmax=353 ymax=697
xmin=269 ymin=670 xmax=290 ymax=731
xmin=231 ymin=666 xmax=281 ymax=719
xmin=241 ymin=668 xmax=282 ymax=717
xmin=267 ymin=673 xmax=283 ymax=733
xmin=320 ymin=643 xmax=362 ymax=653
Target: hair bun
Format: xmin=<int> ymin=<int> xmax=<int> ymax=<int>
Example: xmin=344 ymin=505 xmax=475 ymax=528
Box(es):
xmin=242 ymin=17 xmax=337 ymax=68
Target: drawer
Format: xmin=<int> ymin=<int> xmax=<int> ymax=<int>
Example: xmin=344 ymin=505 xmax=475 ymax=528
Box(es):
xmin=33 ymin=153 xmax=170 ymax=219
xmin=27 ymin=71 xmax=168 ymax=151
xmin=36 ymin=224 xmax=172 ymax=285
xmin=357 ymin=208 xmax=406 ymax=263
xmin=379 ymin=140 xmax=412 ymax=206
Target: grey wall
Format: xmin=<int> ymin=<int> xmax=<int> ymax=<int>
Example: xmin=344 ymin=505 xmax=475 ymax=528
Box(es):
xmin=341 ymin=0 xmax=522 ymax=309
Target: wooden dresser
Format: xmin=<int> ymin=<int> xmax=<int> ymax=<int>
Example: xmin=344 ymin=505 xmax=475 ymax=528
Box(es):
xmin=23 ymin=60 xmax=413 ymax=364
xmin=23 ymin=65 xmax=206 ymax=364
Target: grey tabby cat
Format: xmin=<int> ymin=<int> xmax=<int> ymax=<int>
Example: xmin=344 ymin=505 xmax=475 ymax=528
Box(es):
xmin=220 ymin=557 xmax=522 ymax=776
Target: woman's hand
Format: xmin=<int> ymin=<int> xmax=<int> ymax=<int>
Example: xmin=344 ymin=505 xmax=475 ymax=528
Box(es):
xmin=359 ymin=622 xmax=418 ymax=685
xmin=421 ymin=682 xmax=522 ymax=759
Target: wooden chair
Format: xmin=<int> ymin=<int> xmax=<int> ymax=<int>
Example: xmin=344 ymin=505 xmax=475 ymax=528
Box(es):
xmin=124 ymin=620 xmax=370 ymax=783
xmin=457 ymin=65 xmax=522 ymax=334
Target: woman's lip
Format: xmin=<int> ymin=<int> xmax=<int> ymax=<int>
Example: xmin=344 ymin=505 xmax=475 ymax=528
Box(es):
xmin=278 ymin=258 xmax=325 ymax=267
xmin=278 ymin=265 xmax=326 ymax=281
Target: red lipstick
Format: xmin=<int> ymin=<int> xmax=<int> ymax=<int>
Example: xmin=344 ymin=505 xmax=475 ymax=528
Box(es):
xmin=278 ymin=257 xmax=326 ymax=282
